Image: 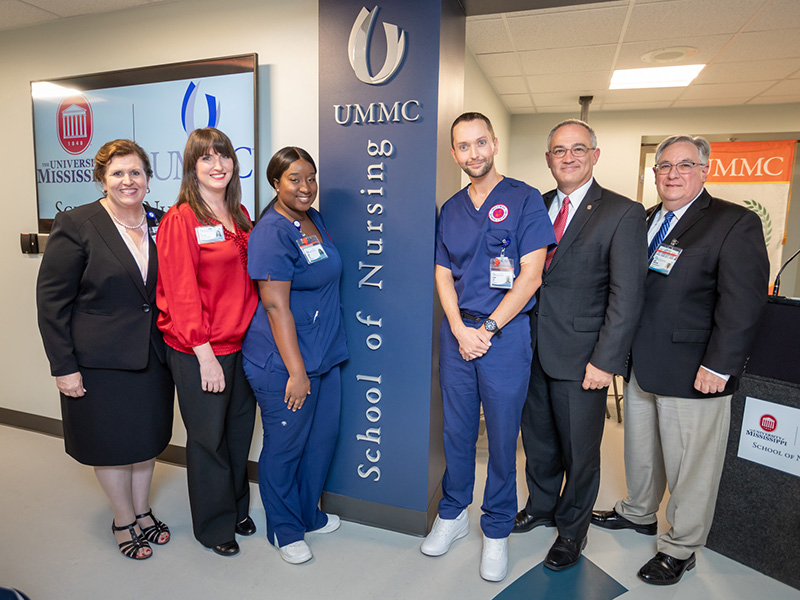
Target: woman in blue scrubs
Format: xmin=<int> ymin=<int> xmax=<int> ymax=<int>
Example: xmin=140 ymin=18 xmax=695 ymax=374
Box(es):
xmin=242 ymin=147 xmax=348 ymax=565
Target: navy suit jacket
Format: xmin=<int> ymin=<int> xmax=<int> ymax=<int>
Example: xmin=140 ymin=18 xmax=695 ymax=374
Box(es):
xmin=631 ymin=189 xmax=769 ymax=398
xmin=533 ymin=180 xmax=648 ymax=381
xmin=37 ymin=200 xmax=165 ymax=376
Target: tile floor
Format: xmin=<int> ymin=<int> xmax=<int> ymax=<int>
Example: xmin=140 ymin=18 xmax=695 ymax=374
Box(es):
xmin=0 ymin=397 xmax=797 ymax=600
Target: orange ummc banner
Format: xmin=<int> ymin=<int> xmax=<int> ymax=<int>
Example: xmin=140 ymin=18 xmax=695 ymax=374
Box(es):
xmin=708 ymin=140 xmax=796 ymax=184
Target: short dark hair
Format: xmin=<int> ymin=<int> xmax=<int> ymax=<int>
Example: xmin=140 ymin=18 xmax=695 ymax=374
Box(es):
xmin=93 ymin=139 xmax=152 ymax=183
xmin=450 ymin=112 xmax=495 ymax=148
xmin=547 ymin=119 xmax=597 ymax=149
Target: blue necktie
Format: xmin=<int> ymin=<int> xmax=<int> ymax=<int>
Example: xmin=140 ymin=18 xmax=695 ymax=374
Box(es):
xmin=648 ymin=211 xmax=675 ymax=258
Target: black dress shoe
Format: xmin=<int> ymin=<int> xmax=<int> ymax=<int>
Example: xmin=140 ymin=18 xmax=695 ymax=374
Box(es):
xmin=638 ymin=552 xmax=696 ymax=585
xmin=235 ymin=516 xmax=256 ymax=536
xmin=544 ymin=535 xmax=587 ymax=571
xmin=512 ymin=509 xmax=556 ymax=533
xmin=209 ymin=540 xmax=240 ymax=557
xmin=591 ymin=509 xmax=657 ymax=535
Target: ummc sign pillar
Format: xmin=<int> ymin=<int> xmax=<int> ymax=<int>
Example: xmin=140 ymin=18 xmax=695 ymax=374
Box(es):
xmin=319 ymin=0 xmax=465 ymax=535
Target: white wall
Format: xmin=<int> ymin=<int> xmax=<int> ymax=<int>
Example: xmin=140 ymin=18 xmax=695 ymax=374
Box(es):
xmin=460 ymin=50 xmax=511 ymax=186
xmin=509 ymin=104 xmax=800 ymax=295
xmin=1 ymin=0 xmax=318 ymax=453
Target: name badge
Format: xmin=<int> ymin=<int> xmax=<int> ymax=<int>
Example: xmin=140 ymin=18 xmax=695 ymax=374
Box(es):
xmin=148 ymin=225 xmax=159 ymax=238
xmin=649 ymin=243 xmax=682 ymax=275
xmin=297 ymin=235 xmax=328 ymax=264
xmin=195 ymin=224 xmax=225 ymax=244
xmin=490 ymin=256 xmax=515 ymax=289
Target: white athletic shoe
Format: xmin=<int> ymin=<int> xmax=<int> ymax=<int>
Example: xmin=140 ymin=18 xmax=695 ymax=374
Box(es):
xmin=480 ymin=535 xmax=508 ymax=582
xmin=311 ymin=513 xmax=341 ymax=534
xmin=420 ymin=509 xmax=469 ymax=557
xmin=275 ymin=537 xmax=313 ymax=564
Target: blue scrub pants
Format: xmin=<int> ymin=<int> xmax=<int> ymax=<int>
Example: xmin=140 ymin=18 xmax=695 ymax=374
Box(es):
xmin=438 ymin=314 xmax=532 ymax=538
xmin=243 ymin=359 xmax=341 ymax=547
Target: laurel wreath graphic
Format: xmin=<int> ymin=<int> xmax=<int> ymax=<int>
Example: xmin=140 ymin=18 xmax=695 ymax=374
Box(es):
xmin=743 ymin=199 xmax=772 ymax=246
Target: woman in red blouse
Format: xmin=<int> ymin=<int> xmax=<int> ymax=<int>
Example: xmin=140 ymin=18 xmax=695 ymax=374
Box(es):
xmin=156 ymin=128 xmax=258 ymax=557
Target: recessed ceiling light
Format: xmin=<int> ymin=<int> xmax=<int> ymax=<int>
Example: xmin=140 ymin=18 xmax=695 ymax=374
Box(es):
xmin=610 ymin=64 xmax=705 ymax=89
xmin=641 ymin=46 xmax=698 ymax=64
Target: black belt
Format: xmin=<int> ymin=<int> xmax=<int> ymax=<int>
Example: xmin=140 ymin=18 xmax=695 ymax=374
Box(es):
xmin=459 ymin=310 xmax=502 ymax=337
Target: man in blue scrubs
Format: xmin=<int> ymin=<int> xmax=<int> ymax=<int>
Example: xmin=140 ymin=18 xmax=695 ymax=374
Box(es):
xmin=421 ymin=112 xmax=554 ymax=582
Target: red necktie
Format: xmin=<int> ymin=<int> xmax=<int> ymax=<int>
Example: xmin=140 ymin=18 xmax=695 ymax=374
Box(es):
xmin=545 ymin=195 xmax=570 ymax=270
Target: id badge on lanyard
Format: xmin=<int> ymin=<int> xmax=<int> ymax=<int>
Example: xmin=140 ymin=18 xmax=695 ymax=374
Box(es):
xmin=649 ymin=240 xmax=683 ymax=275
xmin=293 ymin=219 xmax=329 ymax=264
xmin=490 ymin=237 xmax=514 ymax=289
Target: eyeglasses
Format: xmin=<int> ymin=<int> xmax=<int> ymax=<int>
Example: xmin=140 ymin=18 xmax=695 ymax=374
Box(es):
xmin=654 ymin=161 xmax=706 ymax=174
xmin=548 ymin=145 xmax=594 ymax=158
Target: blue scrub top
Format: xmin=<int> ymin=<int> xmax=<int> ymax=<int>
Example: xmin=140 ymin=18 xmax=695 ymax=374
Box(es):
xmin=243 ymin=206 xmax=348 ymax=377
xmin=435 ymin=177 xmax=554 ymax=316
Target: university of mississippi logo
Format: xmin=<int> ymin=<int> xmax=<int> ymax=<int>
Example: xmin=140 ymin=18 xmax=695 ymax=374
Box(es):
xmin=348 ymin=6 xmax=406 ymax=85
xmin=57 ymin=95 xmax=93 ymax=155
xmin=181 ymin=81 xmax=220 ymax=134
xmin=760 ymin=414 xmax=777 ymax=432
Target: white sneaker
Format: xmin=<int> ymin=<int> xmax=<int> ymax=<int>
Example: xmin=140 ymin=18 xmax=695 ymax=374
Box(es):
xmin=480 ymin=535 xmax=508 ymax=582
xmin=311 ymin=513 xmax=341 ymax=534
xmin=420 ymin=509 xmax=469 ymax=557
xmin=275 ymin=537 xmax=313 ymax=564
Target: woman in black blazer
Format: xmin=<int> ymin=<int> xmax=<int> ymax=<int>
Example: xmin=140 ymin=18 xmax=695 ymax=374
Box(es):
xmin=36 ymin=139 xmax=174 ymax=561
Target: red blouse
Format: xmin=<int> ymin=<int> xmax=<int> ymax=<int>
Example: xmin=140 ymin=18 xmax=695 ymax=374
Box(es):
xmin=156 ymin=203 xmax=257 ymax=355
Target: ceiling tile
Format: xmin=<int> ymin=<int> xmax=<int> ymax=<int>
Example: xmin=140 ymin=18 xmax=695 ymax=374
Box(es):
xmin=678 ymin=81 xmax=774 ymax=100
xmin=759 ymin=79 xmax=800 ymax=96
xmin=604 ymin=87 xmax=684 ymax=102
xmin=601 ymin=101 xmax=673 ymax=111
xmin=671 ymin=97 xmax=757 ymax=108
xmin=466 ymin=16 xmax=512 ymax=54
xmin=744 ymin=0 xmax=800 ymax=32
xmin=694 ymin=59 xmax=800 ymax=84
xmin=505 ymin=5 xmax=627 ymax=51
xmin=532 ymin=91 xmax=590 ymax=107
xmin=0 ymin=0 xmax=57 ymax=29
xmin=475 ymin=53 xmax=523 ymax=77
xmin=615 ymin=35 xmax=732 ymax=69
xmin=624 ymin=0 xmax=764 ymax=42
xmin=27 ymin=0 xmax=152 ymax=17
xmin=746 ymin=96 xmax=800 ymax=105
xmin=491 ymin=76 xmax=528 ymax=94
xmin=719 ymin=29 xmax=800 ymax=62
xmin=501 ymin=93 xmax=534 ymax=108
xmin=527 ymin=71 xmax=609 ymax=92
xmin=519 ymin=45 xmax=617 ymax=75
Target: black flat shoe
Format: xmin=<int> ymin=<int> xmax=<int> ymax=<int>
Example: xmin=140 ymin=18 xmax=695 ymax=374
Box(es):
xmin=512 ymin=509 xmax=556 ymax=533
xmin=544 ymin=535 xmax=587 ymax=571
xmin=638 ymin=552 xmax=696 ymax=585
xmin=136 ymin=509 xmax=170 ymax=545
xmin=209 ymin=540 xmax=240 ymax=557
xmin=112 ymin=520 xmax=152 ymax=560
xmin=591 ymin=509 xmax=657 ymax=535
xmin=235 ymin=516 xmax=256 ymax=536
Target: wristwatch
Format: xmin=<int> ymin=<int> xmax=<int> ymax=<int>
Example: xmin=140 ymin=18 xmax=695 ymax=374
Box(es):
xmin=483 ymin=319 xmax=499 ymax=334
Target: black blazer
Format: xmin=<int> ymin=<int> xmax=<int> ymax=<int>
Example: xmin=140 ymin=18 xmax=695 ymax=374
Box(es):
xmin=36 ymin=200 xmax=165 ymax=377
xmin=631 ymin=190 xmax=769 ymax=398
xmin=533 ymin=180 xmax=648 ymax=380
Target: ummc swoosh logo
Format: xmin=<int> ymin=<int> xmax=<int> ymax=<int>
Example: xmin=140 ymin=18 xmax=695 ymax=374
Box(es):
xmin=348 ymin=6 xmax=406 ymax=85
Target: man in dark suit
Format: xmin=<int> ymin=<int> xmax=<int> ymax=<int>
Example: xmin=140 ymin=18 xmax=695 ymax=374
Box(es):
xmin=514 ymin=119 xmax=648 ymax=571
xmin=592 ymin=135 xmax=769 ymax=585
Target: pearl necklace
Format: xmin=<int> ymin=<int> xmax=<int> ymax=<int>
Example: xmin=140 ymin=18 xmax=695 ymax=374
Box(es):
xmin=109 ymin=206 xmax=146 ymax=230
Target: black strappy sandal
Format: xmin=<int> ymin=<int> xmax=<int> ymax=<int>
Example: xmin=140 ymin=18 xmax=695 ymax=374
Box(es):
xmin=136 ymin=509 xmax=171 ymax=545
xmin=111 ymin=520 xmax=152 ymax=560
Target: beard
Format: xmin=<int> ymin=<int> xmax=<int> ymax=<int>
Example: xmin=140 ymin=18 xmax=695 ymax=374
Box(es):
xmin=461 ymin=156 xmax=494 ymax=179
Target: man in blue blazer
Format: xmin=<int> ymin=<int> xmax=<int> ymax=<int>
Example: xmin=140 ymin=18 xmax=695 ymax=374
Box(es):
xmin=515 ymin=119 xmax=648 ymax=570
xmin=592 ymin=135 xmax=769 ymax=585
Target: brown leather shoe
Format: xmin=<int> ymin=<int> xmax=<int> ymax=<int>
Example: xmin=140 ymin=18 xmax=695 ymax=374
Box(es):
xmin=591 ymin=509 xmax=657 ymax=535
xmin=638 ymin=552 xmax=696 ymax=585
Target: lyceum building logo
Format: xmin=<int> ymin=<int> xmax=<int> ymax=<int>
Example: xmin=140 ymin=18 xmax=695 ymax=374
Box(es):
xmin=760 ymin=414 xmax=777 ymax=432
xmin=57 ymin=95 xmax=93 ymax=155
xmin=348 ymin=6 xmax=406 ymax=85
